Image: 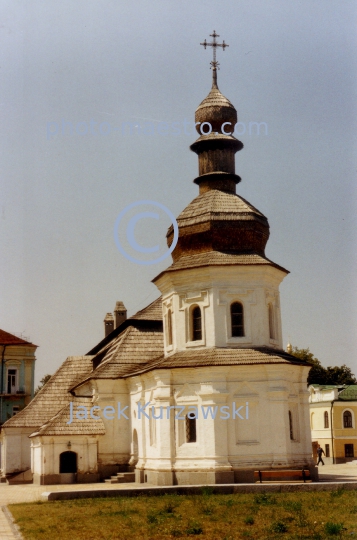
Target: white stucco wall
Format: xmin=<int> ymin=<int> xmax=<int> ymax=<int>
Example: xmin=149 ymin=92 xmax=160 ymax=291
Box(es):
xmin=1 ymin=427 xmax=33 ymax=475
xmin=128 ymin=363 xmax=313 ymax=477
xmin=156 ymin=265 xmax=287 ymax=356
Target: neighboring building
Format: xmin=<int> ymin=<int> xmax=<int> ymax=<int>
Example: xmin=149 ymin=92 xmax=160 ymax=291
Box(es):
xmin=1 ymin=43 xmax=317 ymax=485
xmin=0 ymin=329 xmax=37 ymax=479
xmin=309 ymin=384 xmax=357 ymax=464
xmin=0 ymin=329 xmax=37 ymax=425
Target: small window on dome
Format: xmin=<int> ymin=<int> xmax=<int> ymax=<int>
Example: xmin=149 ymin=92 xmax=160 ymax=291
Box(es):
xmin=191 ymin=306 xmax=202 ymax=341
xmin=167 ymin=309 xmax=173 ymax=346
xmin=231 ymin=302 xmax=244 ymax=337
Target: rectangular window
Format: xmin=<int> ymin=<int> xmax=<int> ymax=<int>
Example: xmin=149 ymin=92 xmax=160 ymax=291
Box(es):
xmin=325 ymin=444 xmax=330 ymax=457
xmin=7 ymin=369 xmax=17 ymax=394
xmin=12 ymin=406 xmax=20 ymax=416
xmin=345 ymin=444 xmax=354 ymax=458
xmin=185 ymin=415 xmax=196 ymax=443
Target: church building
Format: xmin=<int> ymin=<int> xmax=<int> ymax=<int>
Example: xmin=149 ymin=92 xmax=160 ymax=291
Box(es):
xmin=1 ymin=33 xmax=316 ymax=485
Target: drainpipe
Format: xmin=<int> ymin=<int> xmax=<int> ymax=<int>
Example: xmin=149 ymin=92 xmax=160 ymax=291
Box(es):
xmin=0 ymin=345 xmax=6 ymax=427
xmin=330 ymin=400 xmax=335 ymax=464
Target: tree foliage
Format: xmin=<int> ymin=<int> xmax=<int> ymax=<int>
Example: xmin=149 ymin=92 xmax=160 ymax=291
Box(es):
xmin=34 ymin=374 xmax=52 ymax=396
xmin=291 ymin=347 xmax=357 ymax=386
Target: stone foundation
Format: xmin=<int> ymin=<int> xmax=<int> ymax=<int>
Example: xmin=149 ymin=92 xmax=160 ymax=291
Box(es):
xmin=33 ymin=472 xmax=100 ymax=485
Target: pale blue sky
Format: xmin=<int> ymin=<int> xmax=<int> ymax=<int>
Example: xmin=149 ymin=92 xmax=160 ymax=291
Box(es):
xmin=1 ymin=0 xmax=356 ymax=384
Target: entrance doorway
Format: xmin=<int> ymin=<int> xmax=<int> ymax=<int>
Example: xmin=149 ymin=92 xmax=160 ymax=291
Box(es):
xmin=59 ymin=451 xmax=77 ymax=473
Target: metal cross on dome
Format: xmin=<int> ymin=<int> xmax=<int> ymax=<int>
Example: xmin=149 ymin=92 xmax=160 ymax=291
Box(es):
xmin=200 ymin=30 xmax=229 ymax=70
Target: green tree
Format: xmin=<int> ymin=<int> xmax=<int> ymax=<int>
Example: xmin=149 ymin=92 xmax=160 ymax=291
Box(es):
xmin=325 ymin=365 xmax=357 ymax=385
xmin=290 ymin=347 xmax=357 ymax=386
xmin=291 ymin=347 xmax=327 ymax=385
xmin=34 ymin=374 xmax=52 ymax=395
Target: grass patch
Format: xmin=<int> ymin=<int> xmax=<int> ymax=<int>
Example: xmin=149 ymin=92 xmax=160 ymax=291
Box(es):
xmin=9 ymin=490 xmax=357 ymax=539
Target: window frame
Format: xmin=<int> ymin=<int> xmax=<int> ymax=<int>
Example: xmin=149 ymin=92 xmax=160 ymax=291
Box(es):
xmin=345 ymin=444 xmax=354 ymax=458
xmin=12 ymin=405 xmax=20 ymax=416
xmin=343 ymin=410 xmax=353 ymax=429
xmin=166 ymin=308 xmax=173 ymax=347
xmin=230 ymin=302 xmax=244 ymax=338
xmin=185 ymin=415 xmax=197 ymax=443
xmin=191 ymin=305 xmax=202 ymax=342
xmin=7 ymin=368 xmax=18 ymax=394
xmin=324 ymin=411 xmax=329 ymax=429
xmin=289 ymin=410 xmax=294 ymax=440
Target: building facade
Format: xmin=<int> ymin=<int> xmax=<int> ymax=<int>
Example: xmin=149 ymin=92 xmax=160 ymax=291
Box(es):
xmin=309 ymin=384 xmax=357 ymax=464
xmin=0 ymin=329 xmax=37 ymax=426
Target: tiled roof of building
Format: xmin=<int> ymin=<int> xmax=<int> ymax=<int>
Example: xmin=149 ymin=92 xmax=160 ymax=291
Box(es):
xmin=73 ymin=326 xmax=164 ymax=388
xmin=0 ymin=329 xmax=36 ymax=346
xmin=86 ymin=297 xmax=163 ymax=356
xmin=155 ymin=251 xmax=288 ymax=275
xmin=2 ymin=356 xmax=93 ymax=428
xmin=338 ymin=385 xmax=357 ymax=401
xmin=130 ymin=296 xmax=163 ymax=320
xmin=173 ymin=190 xmax=267 ymax=229
xmin=29 ymin=398 xmax=105 ymax=437
xmin=124 ymin=347 xmax=308 ymax=376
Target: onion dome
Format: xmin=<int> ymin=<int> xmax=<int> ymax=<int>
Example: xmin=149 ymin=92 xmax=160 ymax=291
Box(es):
xmin=190 ymin=67 xmax=243 ymax=194
xmin=165 ymin=66 xmax=271 ymax=264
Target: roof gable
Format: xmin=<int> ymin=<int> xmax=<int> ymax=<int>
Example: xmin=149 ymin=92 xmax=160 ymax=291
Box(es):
xmin=0 ymin=329 xmax=36 ymax=346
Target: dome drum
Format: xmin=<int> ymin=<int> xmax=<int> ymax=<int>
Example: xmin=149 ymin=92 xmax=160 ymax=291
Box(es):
xmin=198 ymin=149 xmax=235 ymax=176
xmin=167 ymin=219 xmax=270 ymax=262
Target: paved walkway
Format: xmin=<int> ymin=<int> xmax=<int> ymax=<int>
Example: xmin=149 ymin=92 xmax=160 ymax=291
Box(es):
xmin=0 ymin=507 xmax=19 ymax=540
xmin=0 ymin=465 xmax=356 ymax=540
xmin=317 ymin=462 xmax=357 ymax=482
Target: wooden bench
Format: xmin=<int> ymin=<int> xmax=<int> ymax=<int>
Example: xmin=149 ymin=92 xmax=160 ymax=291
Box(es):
xmin=254 ymin=469 xmax=311 ymax=483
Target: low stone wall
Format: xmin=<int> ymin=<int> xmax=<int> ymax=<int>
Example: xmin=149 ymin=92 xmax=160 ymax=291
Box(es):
xmin=42 ymin=481 xmax=357 ymax=501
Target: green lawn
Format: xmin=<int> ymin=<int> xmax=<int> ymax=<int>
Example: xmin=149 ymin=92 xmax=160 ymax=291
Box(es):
xmin=9 ymin=488 xmax=357 ymax=540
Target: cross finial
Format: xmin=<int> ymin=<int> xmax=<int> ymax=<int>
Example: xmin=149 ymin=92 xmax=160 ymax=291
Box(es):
xmin=200 ymin=30 xmax=228 ymax=71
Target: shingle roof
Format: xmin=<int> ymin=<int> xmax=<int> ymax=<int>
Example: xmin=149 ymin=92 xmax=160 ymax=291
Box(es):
xmin=196 ymin=85 xmax=236 ymax=113
xmin=29 ymin=398 xmax=105 ymax=437
xmin=0 ymin=329 xmax=37 ymax=346
xmin=123 ymin=347 xmax=309 ymax=377
xmin=2 ymin=356 xmax=93 ymax=428
xmin=86 ymin=297 xmax=163 ymax=356
xmin=155 ymin=251 xmax=289 ymax=275
xmin=73 ymin=326 xmax=164 ymax=388
xmin=130 ymin=296 xmax=163 ymax=320
xmin=168 ymin=190 xmax=268 ymax=234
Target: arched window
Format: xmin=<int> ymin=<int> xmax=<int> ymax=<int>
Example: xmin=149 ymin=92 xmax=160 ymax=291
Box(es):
xmin=343 ymin=410 xmax=353 ymax=428
xmin=268 ymin=303 xmax=275 ymax=339
xmin=324 ymin=411 xmax=329 ymax=429
xmin=231 ymin=302 xmax=244 ymax=337
xmin=185 ymin=415 xmax=196 ymax=443
xmin=191 ymin=306 xmax=202 ymax=341
xmin=59 ymin=451 xmax=77 ymax=473
xmin=310 ymin=412 xmax=314 ymax=430
xmin=167 ymin=309 xmax=173 ymax=346
xmin=289 ymin=410 xmax=294 ymax=440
